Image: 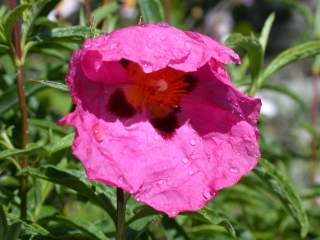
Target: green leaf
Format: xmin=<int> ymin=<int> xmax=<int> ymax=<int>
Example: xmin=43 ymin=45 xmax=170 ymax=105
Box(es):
xmin=261 ymin=83 xmax=307 ymax=111
xmin=30 ymin=80 xmax=69 ymax=92
xmin=47 ymin=133 xmax=74 ymax=155
xmin=138 ymin=0 xmax=164 ymax=23
xmin=44 ymin=216 xmax=109 ymax=240
xmin=22 ymin=0 xmax=57 ymax=43
xmin=29 ymin=118 xmax=68 ymax=135
xmin=50 ymin=26 xmax=93 ymax=39
xmin=27 ymin=165 xmax=117 ymax=224
xmin=0 ymin=205 xmax=8 ymax=239
xmin=258 ymin=41 xmax=320 ymax=87
xmin=127 ymin=206 xmax=160 ymax=225
xmin=0 ymin=145 xmax=44 ymax=160
xmin=254 ymin=159 xmax=309 ymax=237
xmin=19 ymin=221 xmax=49 ymax=237
xmin=0 ymin=43 xmax=9 ymax=54
xmin=259 ymin=13 xmax=275 ymax=53
xmin=0 ymin=81 xmax=43 ymax=115
xmin=185 ymin=207 xmax=236 ymax=238
xmin=225 ymin=33 xmax=263 ymax=79
xmin=92 ymin=2 xmax=119 ymax=25
xmin=3 ymin=4 xmax=30 ymax=44
xmin=5 ymin=222 xmax=22 ymax=240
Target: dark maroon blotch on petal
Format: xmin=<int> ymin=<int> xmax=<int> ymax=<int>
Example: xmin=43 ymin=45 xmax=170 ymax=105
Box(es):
xmin=184 ymin=74 xmax=198 ymax=93
xmin=120 ymin=59 xmax=130 ymax=69
xmin=151 ymin=113 xmax=179 ymax=136
xmin=107 ymin=88 xmax=136 ymax=118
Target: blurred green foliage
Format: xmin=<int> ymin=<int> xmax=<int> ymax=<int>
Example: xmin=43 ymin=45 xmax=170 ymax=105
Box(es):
xmin=0 ymin=0 xmax=320 ymax=239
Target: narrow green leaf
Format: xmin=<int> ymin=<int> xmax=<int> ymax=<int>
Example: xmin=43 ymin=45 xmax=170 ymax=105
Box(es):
xmin=127 ymin=206 xmax=160 ymax=225
xmin=30 ymin=80 xmax=69 ymax=92
xmin=22 ymin=0 xmax=57 ymax=43
xmin=259 ymin=13 xmax=275 ymax=53
xmin=19 ymin=221 xmax=49 ymax=237
xmin=46 ymin=216 xmax=109 ymax=240
xmin=50 ymin=26 xmax=93 ymax=39
xmin=255 ymin=159 xmax=309 ymax=237
xmin=27 ymin=165 xmax=117 ymax=224
xmin=0 ymin=145 xmax=44 ymax=160
xmin=261 ymin=83 xmax=307 ymax=111
xmin=29 ymin=118 xmax=68 ymax=135
xmin=225 ymin=33 xmax=263 ymax=79
xmin=138 ymin=0 xmax=164 ymax=23
xmin=92 ymin=2 xmax=119 ymax=25
xmin=0 ymin=43 xmax=9 ymax=54
xmin=5 ymin=222 xmax=21 ymax=240
xmin=47 ymin=133 xmax=74 ymax=155
xmin=0 ymin=205 xmax=8 ymax=239
xmin=0 ymin=81 xmax=43 ymax=115
xmin=258 ymin=41 xmax=320 ymax=87
xmin=185 ymin=207 xmax=236 ymax=238
xmin=3 ymin=4 xmax=30 ymax=43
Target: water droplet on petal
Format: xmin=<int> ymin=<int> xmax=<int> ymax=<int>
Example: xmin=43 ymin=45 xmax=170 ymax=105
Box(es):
xmin=158 ymin=22 xmax=170 ymax=28
xmin=147 ymin=33 xmax=153 ymax=39
xmin=229 ymin=166 xmax=239 ymax=174
xmin=184 ymin=41 xmax=192 ymax=50
xmin=189 ymin=169 xmax=195 ymax=175
xmin=203 ymin=189 xmax=212 ymax=200
xmin=92 ymin=124 xmax=104 ymax=142
xmin=189 ymin=139 xmax=196 ymax=146
xmin=170 ymin=210 xmax=177 ymax=216
xmin=182 ymin=158 xmax=189 ymax=164
xmin=190 ymin=154 xmax=196 ymax=160
xmin=154 ymin=135 xmax=159 ymax=140
xmin=110 ymin=42 xmax=119 ymax=50
xmin=141 ymin=61 xmax=153 ymax=72
xmin=118 ymin=175 xmax=124 ymax=185
xmin=159 ymin=179 xmax=165 ymax=185
xmin=160 ymin=35 xmax=167 ymax=41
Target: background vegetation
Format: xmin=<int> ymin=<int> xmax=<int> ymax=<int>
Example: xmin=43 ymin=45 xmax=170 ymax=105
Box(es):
xmin=0 ymin=0 xmax=319 ymax=239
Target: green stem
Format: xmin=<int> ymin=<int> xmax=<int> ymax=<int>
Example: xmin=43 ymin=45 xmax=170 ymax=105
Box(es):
xmin=9 ymin=0 xmax=29 ymax=219
xmin=116 ymin=188 xmax=126 ymax=240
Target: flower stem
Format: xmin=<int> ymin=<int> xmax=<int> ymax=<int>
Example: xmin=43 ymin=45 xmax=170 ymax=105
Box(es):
xmin=310 ymin=72 xmax=319 ymax=182
xmin=116 ymin=188 xmax=127 ymax=240
xmin=9 ymin=0 xmax=29 ymax=219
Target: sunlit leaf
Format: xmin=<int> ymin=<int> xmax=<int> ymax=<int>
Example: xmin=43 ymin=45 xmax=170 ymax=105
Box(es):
xmin=225 ymin=33 xmax=263 ymax=79
xmin=255 ymin=159 xmax=309 ymax=237
xmin=27 ymin=165 xmax=117 ymax=224
xmin=138 ymin=0 xmax=164 ymax=23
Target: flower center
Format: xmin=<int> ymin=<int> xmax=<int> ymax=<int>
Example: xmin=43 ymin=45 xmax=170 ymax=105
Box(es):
xmin=127 ymin=63 xmax=188 ymax=118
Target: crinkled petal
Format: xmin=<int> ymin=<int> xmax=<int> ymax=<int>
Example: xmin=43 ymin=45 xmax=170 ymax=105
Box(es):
xmin=80 ymin=23 xmax=239 ymax=82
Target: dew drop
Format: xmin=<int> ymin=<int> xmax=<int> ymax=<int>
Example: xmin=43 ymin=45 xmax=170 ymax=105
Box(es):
xmin=159 ymin=179 xmax=165 ymax=185
xmin=203 ymin=190 xmax=212 ymax=200
xmin=118 ymin=175 xmax=124 ymax=185
xmin=154 ymin=135 xmax=159 ymax=140
xmin=170 ymin=210 xmax=177 ymax=216
xmin=147 ymin=33 xmax=153 ymax=39
xmin=158 ymin=22 xmax=170 ymax=28
xmin=184 ymin=41 xmax=192 ymax=50
xmin=229 ymin=166 xmax=239 ymax=174
xmin=190 ymin=154 xmax=196 ymax=160
xmin=141 ymin=61 xmax=153 ymax=72
xmin=182 ymin=158 xmax=189 ymax=164
xmin=188 ymin=169 xmax=195 ymax=175
xmin=109 ymin=42 xmax=119 ymax=50
xmin=189 ymin=139 xmax=196 ymax=146
xmin=92 ymin=124 xmax=104 ymax=142
xmin=160 ymin=35 xmax=167 ymax=41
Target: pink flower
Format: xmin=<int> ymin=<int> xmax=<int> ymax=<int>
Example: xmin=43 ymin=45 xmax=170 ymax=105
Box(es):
xmin=60 ymin=23 xmax=261 ymax=217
